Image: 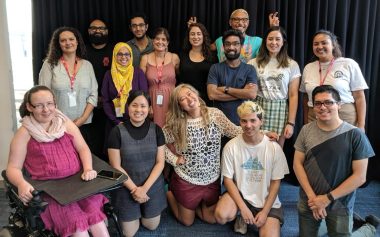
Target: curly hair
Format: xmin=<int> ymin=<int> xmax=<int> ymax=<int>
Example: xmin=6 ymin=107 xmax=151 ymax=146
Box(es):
xmin=45 ymin=26 xmax=87 ymax=68
xmin=164 ymin=84 xmax=210 ymax=152
xmin=256 ymin=26 xmax=290 ymax=69
xmin=183 ymin=23 xmax=213 ymax=62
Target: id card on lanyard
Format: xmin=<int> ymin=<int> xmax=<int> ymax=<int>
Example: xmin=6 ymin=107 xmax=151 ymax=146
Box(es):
xmin=61 ymin=57 xmax=79 ymax=107
xmin=156 ymin=59 xmax=164 ymax=106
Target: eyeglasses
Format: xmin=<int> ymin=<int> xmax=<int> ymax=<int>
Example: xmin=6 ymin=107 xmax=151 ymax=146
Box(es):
xmin=231 ymin=17 xmax=249 ymax=24
xmin=88 ymin=26 xmax=107 ymax=32
xmin=130 ymin=23 xmax=146 ymax=29
xmin=224 ymin=41 xmax=241 ymax=48
xmin=313 ymin=100 xmax=337 ymax=108
xmin=116 ymin=52 xmax=131 ymax=58
xmin=30 ymin=102 xmax=56 ymax=110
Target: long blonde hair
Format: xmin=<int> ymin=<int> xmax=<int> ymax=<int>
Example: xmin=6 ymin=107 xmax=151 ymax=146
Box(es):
xmin=164 ymin=84 xmax=210 ymax=152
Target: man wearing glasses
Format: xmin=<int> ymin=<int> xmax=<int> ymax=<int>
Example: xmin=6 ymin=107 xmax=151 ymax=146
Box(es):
xmin=207 ymin=29 xmax=257 ymax=125
xmin=188 ymin=9 xmax=279 ymax=62
xmin=127 ymin=13 xmax=153 ymax=67
xmin=293 ymin=85 xmax=378 ymax=236
xmin=214 ymin=9 xmax=279 ymax=62
xmin=86 ymin=19 xmax=114 ymax=161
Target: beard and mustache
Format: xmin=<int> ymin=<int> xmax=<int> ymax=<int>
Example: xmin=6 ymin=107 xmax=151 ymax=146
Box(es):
xmin=224 ymin=49 xmax=241 ymax=60
xmin=89 ymin=33 xmax=108 ymax=45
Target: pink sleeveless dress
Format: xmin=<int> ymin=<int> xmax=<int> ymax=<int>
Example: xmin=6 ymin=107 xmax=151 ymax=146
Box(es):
xmin=145 ymin=61 xmax=176 ymax=128
xmin=24 ymin=133 xmax=108 ymax=237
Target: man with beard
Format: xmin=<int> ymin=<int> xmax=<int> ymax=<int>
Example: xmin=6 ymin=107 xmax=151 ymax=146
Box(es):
xmin=207 ymin=29 xmax=257 ymax=125
xmin=86 ymin=19 xmax=114 ymax=161
xmin=127 ymin=13 xmax=154 ymax=67
xmin=188 ymin=9 xmax=279 ymax=63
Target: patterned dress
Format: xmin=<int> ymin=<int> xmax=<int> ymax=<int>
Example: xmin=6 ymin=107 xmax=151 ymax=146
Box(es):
xmin=24 ymin=133 xmax=108 ymax=237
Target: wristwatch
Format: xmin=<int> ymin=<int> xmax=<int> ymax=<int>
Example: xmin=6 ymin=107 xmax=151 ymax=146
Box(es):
xmin=224 ymin=86 xmax=230 ymax=94
xmin=327 ymin=192 xmax=335 ymax=202
xmin=287 ymin=121 xmax=295 ymax=127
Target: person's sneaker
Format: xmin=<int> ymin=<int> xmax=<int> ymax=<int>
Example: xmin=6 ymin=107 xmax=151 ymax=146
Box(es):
xmin=234 ymin=216 xmax=247 ymax=235
xmin=353 ymin=212 xmax=366 ymax=229
xmin=365 ymin=215 xmax=380 ymax=228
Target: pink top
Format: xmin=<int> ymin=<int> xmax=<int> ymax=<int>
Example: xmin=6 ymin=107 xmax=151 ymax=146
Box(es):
xmin=25 ymin=132 xmax=81 ymax=180
xmin=146 ymin=62 xmax=176 ymax=127
xmin=24 ymin=132 xmax=108 ymax=237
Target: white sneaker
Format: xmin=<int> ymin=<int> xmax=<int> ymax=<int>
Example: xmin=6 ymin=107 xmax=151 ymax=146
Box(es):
xmin=234 ymin=216 xmax=247 ymax=234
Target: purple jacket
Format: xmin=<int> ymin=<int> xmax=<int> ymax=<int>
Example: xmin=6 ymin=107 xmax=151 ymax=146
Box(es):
xmin=101 ymin=67 xmax=148 ymax=125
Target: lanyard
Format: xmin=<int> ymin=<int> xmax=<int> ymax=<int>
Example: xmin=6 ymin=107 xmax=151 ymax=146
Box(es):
xmin=61 ymin=57 xmax=79 ymax=90
xmin=319 ymin=58 xmax=335 ymax=86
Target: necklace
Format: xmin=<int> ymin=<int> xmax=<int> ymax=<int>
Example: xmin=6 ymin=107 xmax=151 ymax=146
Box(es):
xmin=155 ymin=52 xmax=166 ymax=82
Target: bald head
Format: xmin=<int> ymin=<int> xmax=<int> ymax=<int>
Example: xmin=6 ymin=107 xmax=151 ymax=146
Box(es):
xmin=229 ymin=9 xmax=250 ymax=35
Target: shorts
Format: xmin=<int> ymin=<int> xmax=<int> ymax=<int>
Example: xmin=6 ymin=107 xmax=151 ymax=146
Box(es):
xmin=170 ymin=172 xmax=220 ymax=210
xmin=243 ymin=198 xmax=284 ymax=225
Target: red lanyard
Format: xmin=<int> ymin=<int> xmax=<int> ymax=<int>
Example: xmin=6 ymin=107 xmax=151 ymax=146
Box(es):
xmin=61 ymin=57 xmax=78 ymax=90
xmin=319 ymin=58 xmax=335 ymax=86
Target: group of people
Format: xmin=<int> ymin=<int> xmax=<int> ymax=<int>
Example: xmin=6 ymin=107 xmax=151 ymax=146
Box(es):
xmin=5 ymin=8 xmax=378 ymax=237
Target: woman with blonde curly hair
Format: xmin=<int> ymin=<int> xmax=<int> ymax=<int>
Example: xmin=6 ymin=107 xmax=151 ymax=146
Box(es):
xmin=163 ymin=84 xmax=241 ymax=226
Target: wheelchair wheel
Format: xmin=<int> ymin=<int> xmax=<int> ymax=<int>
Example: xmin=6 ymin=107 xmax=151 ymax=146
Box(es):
xmin=0 ymin=226 xmax=28 ymax=237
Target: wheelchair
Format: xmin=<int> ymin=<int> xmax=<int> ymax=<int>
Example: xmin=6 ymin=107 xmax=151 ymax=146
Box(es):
xmin=0 ymin=169 xmax=124 ymax=237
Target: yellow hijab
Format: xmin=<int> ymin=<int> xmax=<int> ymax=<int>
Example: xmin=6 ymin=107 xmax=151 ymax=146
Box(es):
xmin=111 ymin=42 xmax=134 ymax=115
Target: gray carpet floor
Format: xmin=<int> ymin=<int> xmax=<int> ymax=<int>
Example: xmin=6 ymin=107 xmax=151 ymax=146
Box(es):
xmin=1 ymin=180 xmax=379 ymax=236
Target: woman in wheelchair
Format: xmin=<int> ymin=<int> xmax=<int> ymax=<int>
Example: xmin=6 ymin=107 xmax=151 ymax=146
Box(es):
xmin=6 ymin=85 xmax=110 ymax=237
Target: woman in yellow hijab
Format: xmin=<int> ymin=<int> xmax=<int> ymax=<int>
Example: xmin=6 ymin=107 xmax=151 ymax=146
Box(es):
xmin=102 ymin=42 xmax=148 ymax=146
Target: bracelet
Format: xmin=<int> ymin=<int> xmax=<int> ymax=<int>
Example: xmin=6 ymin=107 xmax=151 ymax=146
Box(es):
xmin=327 ymin=192 xmax=335 ymax=202
xmin=287 ymin=121 xmax=295 ymax=127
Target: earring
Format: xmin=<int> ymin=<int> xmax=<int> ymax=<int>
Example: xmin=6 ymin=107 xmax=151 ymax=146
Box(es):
xmin=180 ymin=111 xmax=185 ymax=118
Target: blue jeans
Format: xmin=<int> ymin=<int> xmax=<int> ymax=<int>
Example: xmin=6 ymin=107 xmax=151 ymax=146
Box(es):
xmin=298 ymin=199 xmax=376 ymax=237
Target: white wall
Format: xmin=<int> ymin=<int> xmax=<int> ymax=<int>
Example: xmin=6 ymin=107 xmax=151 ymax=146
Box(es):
xmin=0 ymin=0 xmax=17 ymax=177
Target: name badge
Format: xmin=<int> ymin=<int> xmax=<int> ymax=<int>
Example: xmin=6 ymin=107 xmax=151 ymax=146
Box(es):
xmin=67 ymin=91 xmax=77 ymax=107
xmin=156 ymin=91 xmax=164 ymax=106
xmin=115 ymin=106 xmax=122 ymax=118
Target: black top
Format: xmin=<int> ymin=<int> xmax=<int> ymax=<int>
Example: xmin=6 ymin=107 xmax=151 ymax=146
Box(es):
xmin=178 ymin=53 xmax=214 ymax=106
xmin=86 ymin=43 xmax=114 ymax=95
xmin=107 ymin=119 xmax=165 ymax=149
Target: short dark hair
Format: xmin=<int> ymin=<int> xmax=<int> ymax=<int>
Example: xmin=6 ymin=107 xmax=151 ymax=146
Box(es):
xmin=130 ymin=12 xmax=149 ymax=25
xmin=222 ymin=29 xmax=244 ymax=46
xmin=312 ymin=85 xmax=341 ymax=103
xmin=88 ymin=19 xmax=108 ymax=28
xmin=127 ymin=90 xmax=151 ymax=106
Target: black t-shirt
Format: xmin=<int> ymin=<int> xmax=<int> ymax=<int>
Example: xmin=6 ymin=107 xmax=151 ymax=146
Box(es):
xmin=86 ymin=43 xmax=114 ymax=95
xmin=107 ymin=119 xmax=165 ymax=149
xmin=178 ymin=52 xmax=214 ymax=106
